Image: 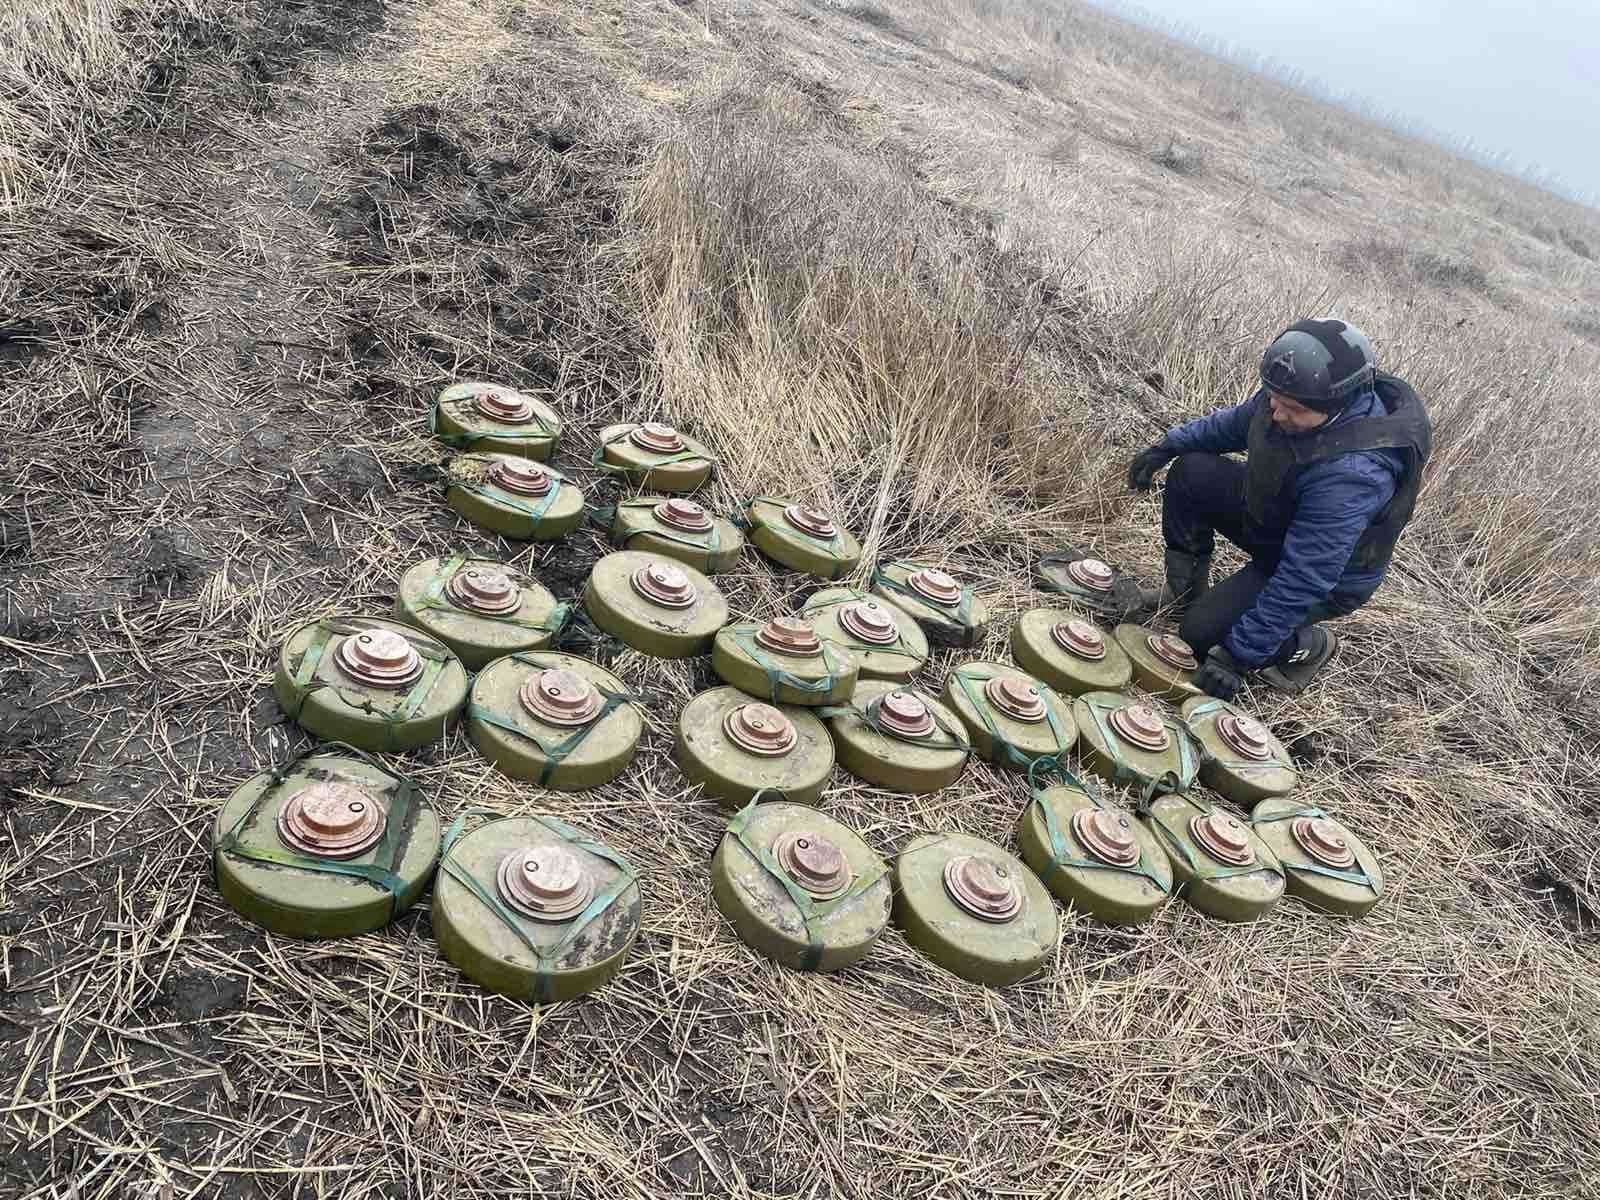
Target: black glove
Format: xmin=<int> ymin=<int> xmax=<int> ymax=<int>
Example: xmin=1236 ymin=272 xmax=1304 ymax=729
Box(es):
xmin=1127 ymin=443 xmax=1177 ymax=491
xmin=1193 ymin=644 xmax=1246 ymax=701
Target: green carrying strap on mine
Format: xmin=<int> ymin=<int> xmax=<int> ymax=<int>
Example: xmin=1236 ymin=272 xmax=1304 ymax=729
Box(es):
xmin=1183 ymin=699 xmax=1294 ymax=777
xmin=1248 ymin=805 xmax=1381 ymax=892
xmin=730 ymin=626 xmax=852 ymax=703
xmin=1023 ymin=755 xmax=1171 ymax=895
xmin=447 ymin=456 xmax=571 ymax=524
xmin=214 ymin=742 xmax=426 ymax=914
xmin=439 ymin=808 xmax=639 ymax=1005
xmin=870 ymin=563 xmax=977 ymax=639
xmin=948 ymin=665 xmax=1074 ymax=772
xmin=282 ymin=619 xmax=452 ymax=751
xmin=1138 ymin=791 xmax=1285 ymax=889
xmin=817 ymin=691 xmax=971 ymax=756
xmin=429 ymin=391 xmax=559 ymax=449
xmin=410 ymin=552 xmax=573 ymax=636
xmin=553 ymin=605 xmax=621 ymax=658
xmin=467 ymin=654 xmax=643 ymax=785
xmin=739 ymin=498 xmax=849 ymax=579
xmin=807 ymin=590 xmax=925 ymax=665
xmin=722 ymin=794 xmax=888 ymax=971
xmin=609 ymin=498 xmax=724 ymax=554
xmin=591 ymin=425 xmax=710 ymax=477
xmin=1076 ymin=692 xmax=1199 ymax=804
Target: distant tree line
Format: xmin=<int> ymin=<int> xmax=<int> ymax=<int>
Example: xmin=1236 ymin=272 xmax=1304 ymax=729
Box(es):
xmin=1093 ymin=0 xmax=1596 ymax=206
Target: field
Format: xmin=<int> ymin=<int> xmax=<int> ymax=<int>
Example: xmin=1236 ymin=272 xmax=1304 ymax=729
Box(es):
xmin=4 ymin=0 xmax=1600 ymax=1196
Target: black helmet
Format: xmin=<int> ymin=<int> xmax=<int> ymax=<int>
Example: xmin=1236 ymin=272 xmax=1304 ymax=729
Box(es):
xmin=1259 ymin=319 xmax=1375 ymax=412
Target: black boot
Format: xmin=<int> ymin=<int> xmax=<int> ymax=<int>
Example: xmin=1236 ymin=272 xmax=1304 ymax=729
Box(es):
xmin=1165 ymin=548 xmax=1211 ymax=609
xmin=1114 ymin=550 xmax=1211 ymax=624
xmin=1259 ymin=625 xmax=1339 ymax=694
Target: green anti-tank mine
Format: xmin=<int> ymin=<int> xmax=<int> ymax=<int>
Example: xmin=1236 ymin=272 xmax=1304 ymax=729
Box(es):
xmin=582 ymin=550 xmax=729 ymax=658
xmin=1250 ymin=797 xmax=1384 ymax=917
xmin=1141 ymin=793 xmax=1284 ymax=922
xmin=1010 ymin=608 xmax=1133 ymax=696
xmin=596 ymin=421 xmax=714 ymax=493
xmin=1015 ymin=780 xmax=1173 ymax=926
xmin=871 ymin=561 xmax=989 ymax=648
xmin=213 ymin=751 xmax=440 ymax=938
xmin=942 ymin=661 xmax=1077 ymax=770
xmin=894 ymin=833 xmax=1057 ymax=987
xmin=609 ymin=497 xmax=745 ymax=574
xmin=1114 ymin=624 xmax=1203 ymax=700
xmin=466 ymin=652 xmax=642 ymax=790
xmin=432 ymin=814 xmax=641 ymax=1004
xmin=1181 ymin=696 xmax=1297 ymax=805
xmin=824 ymin=679 xmax=969 ymax=795
xmin=742 ymin=498 xmax=863 ymax=580
xmin=274 ymin=616 xmax=468 ymax=752
xmin=445 ymin=453 xmax=585 ymax=541
xmin=1072 ymin=691 xmax=1199 ymax=795
xmin=801 ymin=588 xmax=929 ymax=683
xmin=711 ymin=801 xmax=891 ymax=971
xmin=432 ymin=381 xmax=561 ymax=458
xmin=675 ymin=686 xmax=835 ymax=807
xmin=394 ymin=555 xmax=566 ymax=670
xmin=712 ymin=617 xmax=858 ymax=707
xmin=1032 ymin=552 xmax=1132 ymax=618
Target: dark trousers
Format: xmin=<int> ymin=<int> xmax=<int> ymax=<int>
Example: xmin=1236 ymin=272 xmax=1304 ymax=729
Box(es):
xmin=1162 ymin=454 xmax=1355 ymax=664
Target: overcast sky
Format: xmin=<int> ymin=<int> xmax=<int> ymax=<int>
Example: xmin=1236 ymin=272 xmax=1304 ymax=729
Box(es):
xmin=1108 ymin=0 xmax=1600 ymax=201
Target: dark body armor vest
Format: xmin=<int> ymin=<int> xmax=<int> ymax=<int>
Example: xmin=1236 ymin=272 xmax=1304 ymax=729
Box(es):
xmin=1245 ymin=372 xmax=1431 ymax=573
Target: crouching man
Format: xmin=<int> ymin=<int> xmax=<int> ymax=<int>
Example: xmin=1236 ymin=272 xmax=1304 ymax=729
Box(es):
xmin=1123 ymin=319 xmax=1430 ymax=699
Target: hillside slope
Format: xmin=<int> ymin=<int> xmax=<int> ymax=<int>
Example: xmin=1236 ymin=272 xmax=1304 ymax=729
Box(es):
xmin=3 ymin=1 xmax=1600 ymax=1196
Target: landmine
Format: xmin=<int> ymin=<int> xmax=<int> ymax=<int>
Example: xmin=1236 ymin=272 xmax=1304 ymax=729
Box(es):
xmin=213 ymin=751 xmax=440 ymax=938
xmin=1009 ymin=608 xmax=1134 ymax=696
xmin=445 ymin=453 xmax=585 ymax=541
xmin=742 ymin=498 xmax=863 ymax=580
xmin=1015 ymin=778 xmax=1173 ymax=925
xmin=596 ymin=421 xmax=715 ymax=493
xmin=894 ymin=833 xmax=1057 ymax=986
xmin=711 ymin=801 xmax=891 ymax=971
xmin=942 ymin=661 xmax=1077 ymax=770
xmin=1072 ymin=691 xmax=1200 ymax=795
xmin=1032 ymin=551 xmax=1132 ymax=617
xmin=608 ymin=497 xmax=745 ymax=574
xmin=1114 ymin=624 xmax=1203 ymax=700
xmin=431 ymin=381 xmax=561 ymax=459
xmin=1141 ymin=794 xmax=1285 ymax=922
xmin=801 ymin=588 xmax=929 ymax=682
xmin=582 ymin=551 xmax=729 ymax=658
xmin=1181 ymin=696 xmax=1297 ymax=805
xmin=676 ymin=687 xmax=835 ymax=807
xmin=1250 ymin=798 xmax=1384 ymax=917
xmin=467 ymin=652 xmax=642 ymax=790
xmin=823 ymin=680 xmax=970 ymax=794
xmin=712 ymin=617 xmax=858 ymax=707
xmin=870 ymin=561 xmax=989 ymax=648
xmin=275 ymin=616 xmax=468 ymax=752
xmin=394 ymin=555 xmax=566 ymax=670
xmin=432 ymin=814 xmax=641 ymax=1003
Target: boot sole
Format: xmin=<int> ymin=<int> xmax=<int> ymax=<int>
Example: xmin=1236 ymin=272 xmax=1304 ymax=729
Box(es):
xmin=1259 ymin=630 xmax=1339 ymax=695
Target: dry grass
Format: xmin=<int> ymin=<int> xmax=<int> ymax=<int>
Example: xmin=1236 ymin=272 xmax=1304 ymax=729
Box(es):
xmin=4 ymin=0 xmax=1600 ymax=1197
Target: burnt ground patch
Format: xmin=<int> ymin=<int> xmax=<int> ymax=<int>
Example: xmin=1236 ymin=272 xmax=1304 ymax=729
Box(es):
xmin=235 ymin=0 xmax=388 ymax=105
xmin=1522 ymin=868 xmax=1599 ymax=934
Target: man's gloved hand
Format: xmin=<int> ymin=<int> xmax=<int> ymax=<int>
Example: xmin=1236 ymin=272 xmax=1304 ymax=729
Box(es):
xmin=1127 ymin=443 xmax=1177 ymax=491
xmin=1193 ymin=644 xmax=1246 ymax=701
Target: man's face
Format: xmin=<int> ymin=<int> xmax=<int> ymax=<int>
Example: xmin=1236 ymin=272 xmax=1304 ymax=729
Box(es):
xmin=1266 ymin=390 xmax=1331 ymax=433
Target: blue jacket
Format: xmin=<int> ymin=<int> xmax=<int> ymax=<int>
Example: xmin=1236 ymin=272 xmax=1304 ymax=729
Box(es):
xmin=1162 ymin=387 xmax=1404 ymax=667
